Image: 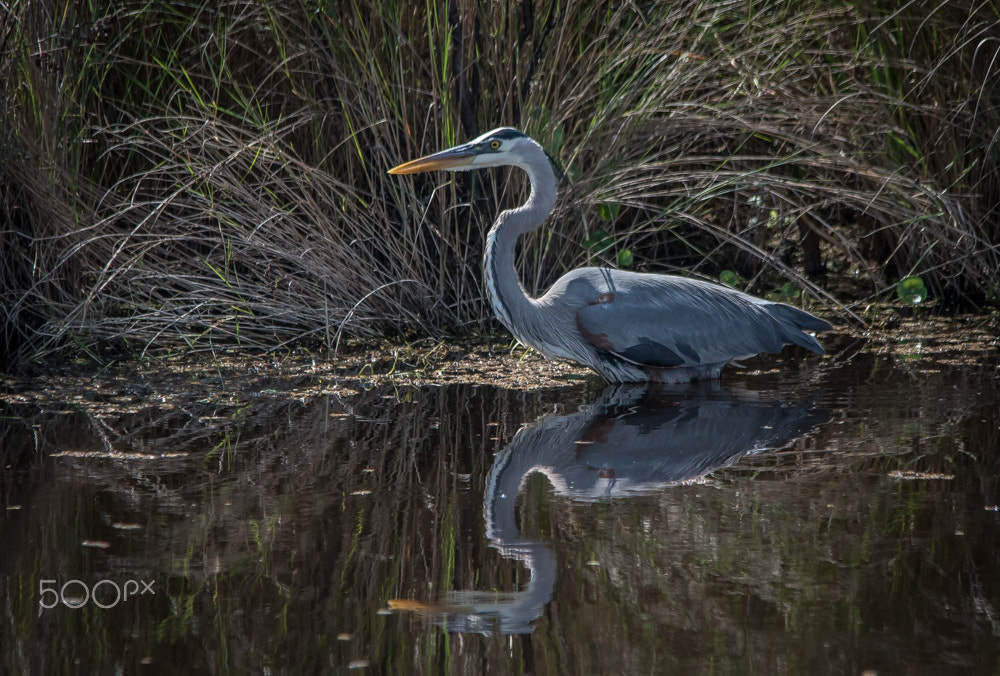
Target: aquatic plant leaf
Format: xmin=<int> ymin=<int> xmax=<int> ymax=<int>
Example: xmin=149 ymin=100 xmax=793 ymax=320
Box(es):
xmin=779 ymin=282 xmax=800 ymax=302
xmin=897 ymin=276 xmax=927 ymax=304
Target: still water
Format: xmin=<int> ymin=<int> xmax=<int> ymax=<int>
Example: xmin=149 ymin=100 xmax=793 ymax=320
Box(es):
xmin=2 ymin=348 xmax=999 ymax=674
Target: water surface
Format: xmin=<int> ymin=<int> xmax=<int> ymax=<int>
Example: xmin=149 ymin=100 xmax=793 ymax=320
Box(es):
xmin=3 ymin=349 xmax=999 ymax=674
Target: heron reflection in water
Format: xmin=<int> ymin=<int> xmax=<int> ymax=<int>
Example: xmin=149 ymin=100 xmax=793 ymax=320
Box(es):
xmin=389 ymin=384 xmax=830 ymax=635
xmin=390 ymin=129 xmax=832 ymax=383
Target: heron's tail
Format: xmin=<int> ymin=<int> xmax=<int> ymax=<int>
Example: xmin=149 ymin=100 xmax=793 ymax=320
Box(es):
xmin=767 ymin=303 xmax=833 ymax=354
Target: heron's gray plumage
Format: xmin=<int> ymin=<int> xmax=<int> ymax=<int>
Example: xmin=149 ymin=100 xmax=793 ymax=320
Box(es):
xmin=390 ymin=127 xmax=832 ymax=383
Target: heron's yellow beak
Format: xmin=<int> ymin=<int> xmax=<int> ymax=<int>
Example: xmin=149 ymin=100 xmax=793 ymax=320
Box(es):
xmin=387 ymin=144 xmax=479 ymax=174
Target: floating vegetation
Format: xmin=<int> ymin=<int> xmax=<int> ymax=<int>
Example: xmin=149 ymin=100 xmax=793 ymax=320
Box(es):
xmin=897 ymin=276 xmax=929 ymax=305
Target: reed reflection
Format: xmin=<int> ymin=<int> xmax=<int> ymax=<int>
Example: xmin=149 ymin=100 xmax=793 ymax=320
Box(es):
xmin=392 ymin=383 xmax=830 ymax=635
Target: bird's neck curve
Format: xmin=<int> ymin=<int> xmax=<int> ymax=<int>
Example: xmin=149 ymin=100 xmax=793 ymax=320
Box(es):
xmin=483 ymin=152 xmax=558 ymax=345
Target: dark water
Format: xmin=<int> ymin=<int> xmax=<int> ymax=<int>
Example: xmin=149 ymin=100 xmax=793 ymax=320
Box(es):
xmin=3 ymin=350 xmax=999 ymax=675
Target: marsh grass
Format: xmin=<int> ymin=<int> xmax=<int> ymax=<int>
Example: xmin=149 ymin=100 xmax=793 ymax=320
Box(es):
xmin=1 ymin=0 xmax=998 ymax=366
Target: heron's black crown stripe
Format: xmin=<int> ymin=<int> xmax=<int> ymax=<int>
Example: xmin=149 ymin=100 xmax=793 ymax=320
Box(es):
xmin=488 ymin=128 xmax=527 ymax=141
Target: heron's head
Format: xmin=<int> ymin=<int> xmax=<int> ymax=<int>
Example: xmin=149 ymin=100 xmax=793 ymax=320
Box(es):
xmin=388 ymin=128 xmax=541 ymax=174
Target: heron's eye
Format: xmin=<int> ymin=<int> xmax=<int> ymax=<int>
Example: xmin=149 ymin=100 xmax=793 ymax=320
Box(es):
xmin=489 ymin=140 xmax=501 ymax=150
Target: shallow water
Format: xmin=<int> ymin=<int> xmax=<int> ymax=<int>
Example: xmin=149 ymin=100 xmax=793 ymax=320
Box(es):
xmin=2 ymin=348 xmax=999 ymax=674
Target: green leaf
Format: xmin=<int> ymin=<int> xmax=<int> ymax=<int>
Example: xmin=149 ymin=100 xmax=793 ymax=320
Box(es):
xmin=583 ymin=229 xmax=612 ymax=253
xmin=897 ymin=276 xmax=927 ymax=304
xmin=719 ymin=270 xmax=739 ymax=287
xmin=596 ymin=203 xmax=620 ymax=221
xmin=617 ymin=249 xmax=633 ymax=267
xmin=778 ymin=282 xmax=800 ymax=302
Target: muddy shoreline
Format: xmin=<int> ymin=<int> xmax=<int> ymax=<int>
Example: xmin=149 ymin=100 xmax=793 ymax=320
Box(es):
xmin=2 ymin=311 xmax=998 ymax=417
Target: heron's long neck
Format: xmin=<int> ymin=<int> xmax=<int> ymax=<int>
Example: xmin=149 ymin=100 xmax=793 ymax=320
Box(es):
xmin=484 ymin=158 xmax=557 ymax=343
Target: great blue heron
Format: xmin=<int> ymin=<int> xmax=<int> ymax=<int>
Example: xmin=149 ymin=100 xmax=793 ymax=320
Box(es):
xmin=389 ymin=127 xmax=832 ymax=383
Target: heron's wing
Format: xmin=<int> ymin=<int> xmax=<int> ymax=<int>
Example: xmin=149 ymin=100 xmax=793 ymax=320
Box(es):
xmin=572 ymin=271 xmax=830 ymax=369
